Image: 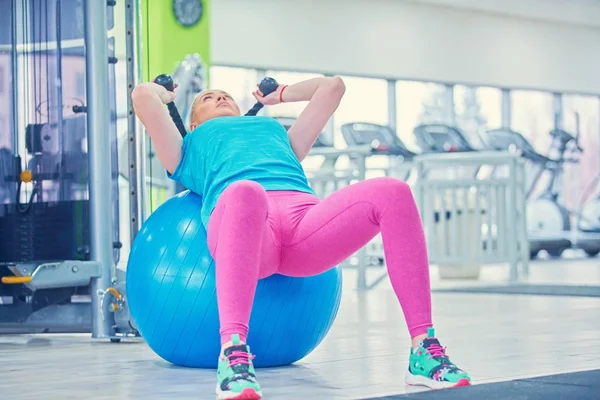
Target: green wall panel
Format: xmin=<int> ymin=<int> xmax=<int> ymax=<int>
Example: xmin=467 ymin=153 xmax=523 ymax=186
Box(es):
xmin=140 ymin=0 xmax=211 ymax=82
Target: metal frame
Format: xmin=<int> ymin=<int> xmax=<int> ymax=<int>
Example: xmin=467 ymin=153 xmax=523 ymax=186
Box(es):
xmin=84 ymin=0 xmax=115 ymax=339
xmin=445 ymin=84 xmax=455 ymax=126
xmin=387 ymin=79 xmax=397 ymax=131
xmin=10 ymin=0 xmax=19 ymax=152
xmin=501 ymin=89 xmax=511 ymax=129
xmin=126 ymin=0 xmax=146 ymax=241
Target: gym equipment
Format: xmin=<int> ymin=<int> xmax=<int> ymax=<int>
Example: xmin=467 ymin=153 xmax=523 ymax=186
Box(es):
xmin=126 ymin=190 xmax=343 ymax=368
xmin=341 ymin=122 xmax=418 ymax=180
xmin=341 ymin=122 xmax=418 ymax=160
xmin=170 ymin=54 xmax=206 ymax=196
xmin=153 ymin=75 xmax=280 ymax=137
xmin=579 ymin=179 xmax=600 ymax=237
xmin=482 ymin=122 xmax=600 ymax=258
xmin=154 ymin=74 xmax=189 ymax=138
xmin=0 ymin=0 xmax=135 ymax=338
xmin=578 ymin=166 xmax=600 ymax=243
xmin=413 ymin=124 xmax=475 ymax=153
xmin=412 ymin=123 xmax=486 ymax=180
xmin=246 ymin=77 xmax=279 ymax=116
xmin=172 ymin=53 xmax=206 ymax=128
xmin=481 ymin=128 xmax=570 ymax=257
xmin=409 ymin=123 xmax=531 ymax=279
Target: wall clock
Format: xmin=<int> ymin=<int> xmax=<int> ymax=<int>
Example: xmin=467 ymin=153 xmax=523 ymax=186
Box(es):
xmin=173 ymin=0 xmax=204 ymax=27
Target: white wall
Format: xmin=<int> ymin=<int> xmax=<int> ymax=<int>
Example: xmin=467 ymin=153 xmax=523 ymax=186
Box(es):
xmin=408 ymin=0 xmax=600 ymax=29
xmin=211 ymin=0 xmax=600 ymax=94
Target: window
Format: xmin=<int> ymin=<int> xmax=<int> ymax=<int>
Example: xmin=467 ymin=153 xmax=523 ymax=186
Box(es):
xmin=454 ymin=85 xmax=502 ymax=149
xmin=61 ymin=54 xmax=87 ymax=119
xmin=510 ymin=90 xmax=555 ymax=152
xmin=562 ymin=95 xmax=600 ymax=212
xmin=0 ymin=57 xmax=9 ymax=148
xmin=511 ymin=90 xmax=558 ymax=200
xmin=0 ymin=65 xmax=4 ymax=94
xmin=0 ymin=114 xmax=6 ymax=149
xmin=334 ymin=76 xmax=388 ymax=148
xmin=395 ymin=81 xmax=452 ymax=151
xmin=75 ymin=72 xmax=85 ymax=98
xmin=209 ymin=66 xmax=258 ymax=115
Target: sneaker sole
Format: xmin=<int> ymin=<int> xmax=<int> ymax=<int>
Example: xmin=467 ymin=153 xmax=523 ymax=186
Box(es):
xmin=215 ymin=386 xmax=262 ymax=400
xmin=405 ymin=371 xmax=471 ymax=389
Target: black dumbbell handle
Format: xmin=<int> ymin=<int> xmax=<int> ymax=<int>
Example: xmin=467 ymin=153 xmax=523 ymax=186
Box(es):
xmin=153 ymin=75 xmax=280 ymax=136
xmin=154 ymin=74 xmax=188 ymax=138
xmin=245 ymin=77 xmax=280 ymax=116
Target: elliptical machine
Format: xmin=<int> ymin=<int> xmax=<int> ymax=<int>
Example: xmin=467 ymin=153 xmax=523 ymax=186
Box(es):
xmin=482 ymin=115 xmax=600 ymax=258
xmin=579 ymin=179 xmax=600 ymax=241
xmin=578 ymin=165 xmax=600 ymax=248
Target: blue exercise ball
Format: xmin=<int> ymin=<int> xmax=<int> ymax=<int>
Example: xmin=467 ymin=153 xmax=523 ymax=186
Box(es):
xmin=126 ymin=190 xmax=343 ymax=368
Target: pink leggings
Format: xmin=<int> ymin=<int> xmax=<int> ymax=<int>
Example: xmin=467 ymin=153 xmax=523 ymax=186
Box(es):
xmin=207 ymin=177 xmax=432 ymax=345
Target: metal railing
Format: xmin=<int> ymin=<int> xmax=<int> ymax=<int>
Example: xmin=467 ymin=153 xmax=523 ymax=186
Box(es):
xmin=413 ymin=151 xmax=529 ymax=281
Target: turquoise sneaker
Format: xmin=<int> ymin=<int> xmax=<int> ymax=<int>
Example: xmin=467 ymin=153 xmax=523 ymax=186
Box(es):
xmin=405 ymin=328 xmax=471 ymax=389
xmin=215 ymin=334 xmax=262 ymax=399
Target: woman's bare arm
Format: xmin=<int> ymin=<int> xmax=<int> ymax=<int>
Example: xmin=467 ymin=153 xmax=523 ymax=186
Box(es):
xmin=253 ymin=76 xmax=346 ymax=161
xmin=282 ymin=77 xmax=345 ymax=161
xmin=131 ymin=82 xmax=183 ymax=173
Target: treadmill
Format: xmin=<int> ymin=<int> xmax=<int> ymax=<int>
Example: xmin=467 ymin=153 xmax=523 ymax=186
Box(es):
xmin=341 ymin=122 xmax=417 ymax=158
xmin=413 ymin=123 xmax=475 ymax=153
xmin=412 ymin=123 xmax=485 ymax=181
xmin=340 ymin=122 xmax=418 ymax=180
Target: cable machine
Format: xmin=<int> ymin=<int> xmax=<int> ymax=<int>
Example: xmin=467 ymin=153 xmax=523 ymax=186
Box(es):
xmin=0 ymin=0 xmax=136 ymax=340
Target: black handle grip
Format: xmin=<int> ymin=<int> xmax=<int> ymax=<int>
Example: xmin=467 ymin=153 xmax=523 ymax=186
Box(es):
xmin=245 ymin=77 xmax=279 ymax=116
xmin=154 ymin=74 xmax=188 ymax=138
xmin=153 ymin=74 xmax=280 ymax=135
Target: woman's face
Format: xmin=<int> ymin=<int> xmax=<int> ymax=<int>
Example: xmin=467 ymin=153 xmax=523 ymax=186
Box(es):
xmin=190 ymin=89 xmax=241 ymax=130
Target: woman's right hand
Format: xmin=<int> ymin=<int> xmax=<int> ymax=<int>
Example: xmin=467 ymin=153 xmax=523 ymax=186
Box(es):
xmin=131 ymin=81 xmax=184 ymax=174
xmin=155 ymin=82 xmax=179 ymax=104
xmin=133 ymin=81 xmax=178 ymax=104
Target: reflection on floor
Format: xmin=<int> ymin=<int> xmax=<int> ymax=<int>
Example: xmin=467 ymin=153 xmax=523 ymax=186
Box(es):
xmin=1 ymin=255 xmax=599 ymax=399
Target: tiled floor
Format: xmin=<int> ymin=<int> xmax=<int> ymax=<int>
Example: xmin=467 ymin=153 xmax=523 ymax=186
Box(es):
xmin=1 ymin=256 xmax=599 ymax=399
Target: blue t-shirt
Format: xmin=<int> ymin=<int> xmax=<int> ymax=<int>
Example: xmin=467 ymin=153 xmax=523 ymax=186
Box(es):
xmin=168 ymin=116 xmax=316 ymax=228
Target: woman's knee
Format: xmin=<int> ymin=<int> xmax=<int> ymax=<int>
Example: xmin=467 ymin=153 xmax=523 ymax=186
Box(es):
xmin=222 ymin=180 xmax=269 ymax=208
xmin=364 ymin=178 xmax=420 ymax=219
xmin=368 ymin=177 xmax=413 ymax=200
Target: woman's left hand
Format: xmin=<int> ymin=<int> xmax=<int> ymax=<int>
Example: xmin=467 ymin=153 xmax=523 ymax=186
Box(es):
xmin=252 ymin=84 xmax=286 ymax=106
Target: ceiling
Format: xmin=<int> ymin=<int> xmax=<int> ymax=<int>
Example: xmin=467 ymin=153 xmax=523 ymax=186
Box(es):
xmin=402 ymin=0 xmax=600 ymax=28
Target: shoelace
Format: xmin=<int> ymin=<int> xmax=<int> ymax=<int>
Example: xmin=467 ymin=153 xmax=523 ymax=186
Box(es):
xmin=426 ymin=343 xmax=447 ymax=359
xmin=226 ymin=350 xmax=255 ymax=368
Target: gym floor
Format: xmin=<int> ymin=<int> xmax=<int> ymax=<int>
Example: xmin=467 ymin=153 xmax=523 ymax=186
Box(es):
xmin=2 ymin=255 xmax=599 ymax=399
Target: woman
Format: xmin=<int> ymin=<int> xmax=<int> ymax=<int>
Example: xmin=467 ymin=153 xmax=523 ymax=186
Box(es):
xmin=132 ymin=76 xmax=471 ymax=400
